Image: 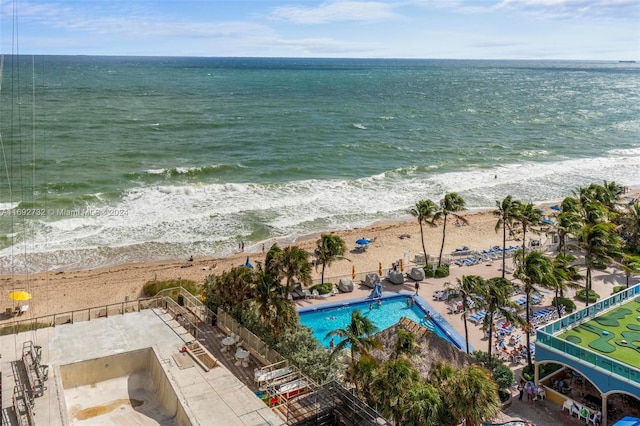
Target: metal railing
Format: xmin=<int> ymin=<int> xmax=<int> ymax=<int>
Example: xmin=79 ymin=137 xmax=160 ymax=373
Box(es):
xmin=0 ymin=288 xmax=208 ymax=337
xmin=216 ymin=309 xmax=286 ymax=366
xmin=536 ymin=284 xmax=640 ymax=385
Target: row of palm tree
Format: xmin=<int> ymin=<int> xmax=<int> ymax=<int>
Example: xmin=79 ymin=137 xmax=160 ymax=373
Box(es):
xmin=409 ymin=192 xmax=467 ymax=269
xmin=203 ymin=233 xmax=348 ymax=340
xmin=328 ymin=311 xmax=500 ymax=425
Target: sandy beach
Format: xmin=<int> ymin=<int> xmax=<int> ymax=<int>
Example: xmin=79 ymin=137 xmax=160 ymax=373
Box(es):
xmin=2 ymin=194 xmax=638 ymax=357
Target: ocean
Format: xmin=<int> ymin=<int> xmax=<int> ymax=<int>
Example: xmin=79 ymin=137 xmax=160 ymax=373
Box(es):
xmin=1 ymin=56 xmax=639 ymax=273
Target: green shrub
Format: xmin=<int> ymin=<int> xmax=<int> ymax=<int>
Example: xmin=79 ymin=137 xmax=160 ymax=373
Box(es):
xmin=539 ymin=363 xmax=562 ymax=379
xmin=423 ymin=266 xmax=435 ymax=278
xmin=552 ymin=297 xmax=576 ymax=313
xmin=469 ymin=351 xmax=514 ymax=390
xmin=612 ymin=286 xmax=626 ymax=295
xmin=435 ymin=264 xmax=450 ymax=278
xmin=521 ymin=365 xmax=534 ymax=381
xmin=310 ymin=282 xmax=333 ymax=295
xmin=142 ymin=279 xmax=200 ymax=297
xmin=425 ymin=264 xmax=450 ymax=278
xmin=575 ymin=289 xmax=600 ymax=303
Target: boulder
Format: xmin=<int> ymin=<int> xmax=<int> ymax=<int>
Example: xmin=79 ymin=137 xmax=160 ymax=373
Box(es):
xmin=387 ymin=271 xmax=404 ymax=285
xmin=363 ymin=273 xmax=381 ymax=289
xmin=408 ymin=267 xmax=425 ymax=281
xmin=337 ymin=278 xmax=354 ymax=292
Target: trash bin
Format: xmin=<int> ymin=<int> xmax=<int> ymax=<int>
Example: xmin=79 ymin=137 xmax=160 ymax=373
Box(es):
xmin=177 ymin=295 xmax=184 ymax=306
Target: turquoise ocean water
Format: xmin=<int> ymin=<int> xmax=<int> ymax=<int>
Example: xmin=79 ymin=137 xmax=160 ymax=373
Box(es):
xmin=1 ymin=56 xmax=639 ymax=273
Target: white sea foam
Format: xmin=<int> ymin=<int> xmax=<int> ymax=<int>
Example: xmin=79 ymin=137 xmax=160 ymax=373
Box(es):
xmin=2 ymin=150 xmax=639 ymax=273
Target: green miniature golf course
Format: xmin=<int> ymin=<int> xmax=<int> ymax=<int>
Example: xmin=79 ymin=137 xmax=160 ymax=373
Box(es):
xmin=557 ymin=297 xmax=640 ymax=368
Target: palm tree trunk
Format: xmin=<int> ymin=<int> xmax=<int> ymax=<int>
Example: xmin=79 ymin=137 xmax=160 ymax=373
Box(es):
xmin=501 ymin=220 xmax=507 ymax=279
xmin=463 ymin=311 xmax=469 ymax=354
xmin=521 ymin=225 xmax=527 ymax=264
xmin=525 ymin=295 xmax=532 ymax=370
xmin=487 ymin=312 xmax=494 ymax=363
xmin=419 ymin=222 xmax=427 ymax=262
xmin=555 ymin=288 xmax=563 ymax=318
xmin=438 ymin=214 xmax=448 ymax=267
xmin=585 ymin=267 xmax=592 ymax=307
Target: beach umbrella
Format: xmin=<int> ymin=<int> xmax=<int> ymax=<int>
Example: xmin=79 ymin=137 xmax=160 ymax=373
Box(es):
xmin=352 ymin=265 xmax=356 ymax=280
xmin=378 ymin=262 xmax=382 ymax=276
xmin=9 ymin=290 xmax=32 ymax=301
xmin=356 ymin=238 xmax=369 ymax=245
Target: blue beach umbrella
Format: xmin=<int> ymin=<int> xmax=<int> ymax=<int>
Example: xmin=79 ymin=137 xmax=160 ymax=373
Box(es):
xmin=356 ymin=238 xmax=370 ymax=245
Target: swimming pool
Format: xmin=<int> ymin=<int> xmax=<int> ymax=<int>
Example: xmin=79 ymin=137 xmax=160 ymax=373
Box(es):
xmin=298 ymin=293 xmax=467 ymax=351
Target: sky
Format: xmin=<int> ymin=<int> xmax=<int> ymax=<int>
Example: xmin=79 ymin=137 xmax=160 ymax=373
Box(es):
xmin=0 ymin=0 xmax=638 ymax=60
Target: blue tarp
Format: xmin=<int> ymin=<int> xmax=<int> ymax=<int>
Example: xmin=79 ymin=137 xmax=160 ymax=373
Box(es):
xmin=369 ymin=282 xmax=382 ymax=299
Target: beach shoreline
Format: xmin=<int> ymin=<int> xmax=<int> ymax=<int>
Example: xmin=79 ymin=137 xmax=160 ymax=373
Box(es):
xmin=1 ymin=191 xmax=637 ymax=322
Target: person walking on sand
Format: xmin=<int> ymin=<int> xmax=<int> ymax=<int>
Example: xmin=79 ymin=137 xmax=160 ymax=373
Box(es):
xmin=414 ymin=281 xmax=420 ymax=295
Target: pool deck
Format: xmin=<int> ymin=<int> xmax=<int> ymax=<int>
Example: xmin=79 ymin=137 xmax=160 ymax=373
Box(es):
xmin=294 ymin=259 xmax=635 ymax=426
xmin=297 ymin=291 xmax=471 ymax=352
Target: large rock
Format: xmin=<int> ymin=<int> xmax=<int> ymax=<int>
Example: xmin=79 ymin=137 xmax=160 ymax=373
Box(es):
xmin=408 ymin=267 xmax=425 ymax=281
xmin=387 ymin=271 xmax=404 ymax=285
xmin=337 ymin=278 xmax=354 ymax=292
xmin=363 ymin=273 xmax=381 ymax=289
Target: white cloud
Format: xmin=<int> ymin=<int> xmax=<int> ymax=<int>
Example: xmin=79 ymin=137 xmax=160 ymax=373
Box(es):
xmin=495 ymin=0 xmax=640 ymax=19
xmin=270 ymin=1 xmax=401 ymax=24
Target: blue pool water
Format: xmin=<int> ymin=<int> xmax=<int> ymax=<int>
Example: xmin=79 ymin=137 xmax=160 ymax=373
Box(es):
xmin=298 ymin=294 xmax=460 ymax=349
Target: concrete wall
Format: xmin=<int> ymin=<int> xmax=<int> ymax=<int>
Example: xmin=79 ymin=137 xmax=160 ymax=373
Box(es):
xmin=59 ymin=346 xmax=191 ymax=425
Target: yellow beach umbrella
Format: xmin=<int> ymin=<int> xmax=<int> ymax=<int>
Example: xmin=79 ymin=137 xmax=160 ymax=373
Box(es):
xmin=352 ymin=265 xmax=356 ymax=280
xmin=9 ymin=290 xmax=32 ymax=301
xmin=378 ymin=262 xmax=382 ymax=276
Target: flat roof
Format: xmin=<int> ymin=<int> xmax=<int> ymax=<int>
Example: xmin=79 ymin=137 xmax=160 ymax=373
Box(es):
xmin=556 ymin=297 xmax=640 ymax=370
xmin=0 ymin=309 xmax=284 ymax=425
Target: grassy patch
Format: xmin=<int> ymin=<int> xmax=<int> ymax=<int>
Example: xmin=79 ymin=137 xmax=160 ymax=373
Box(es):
xmin=557 ymin=298 xmax=640 ymax=368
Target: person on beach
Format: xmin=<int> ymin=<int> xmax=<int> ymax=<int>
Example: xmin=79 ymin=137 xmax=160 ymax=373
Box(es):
xmin=414 ymin=281 xmax=420 ymax=295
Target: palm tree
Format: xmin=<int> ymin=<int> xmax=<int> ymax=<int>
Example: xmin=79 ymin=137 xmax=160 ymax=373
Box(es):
xmin=327 ymin=310 xmax=380 ymax=362
xmin=371 ymin=358 xmax=419 ymax=425
xmin=202 ymin=266 xmax=255 ymax=313
xmin=314 ymin=233 xmax=347 ymax=284
xmin=621 ymin=254 xmax=640 ymax=288
xmin=619 ymin=200 xmax=640 ymax=252
xmin=447 ymin=275 xmax=484 ymax=353
xmin=515 ymin=202 xmax=543 ymax=263
xmin=344 ymin=354 xmax=379 ymax=400
xmin=479 ymin=277 xmax=522 ymax=363
xmin=494 ymin=196 xmax=521 ymax=278
xmin=252 ymin=267 xmax=298 ymax=339
xmin=394 ymin=328 xmax=418 ymax=359
xmin=403 ymin=380 xmax=444 ymax=426
xmin=409 ymin=199 xmax=438 ymax=262
xmin=435 ymin=192 xmax=467 ymax=267
xmin=514 ymin=250 xmax=556 ymax=370
xmin=550 ymin=252 xmax=581 ymax=316
xmin=442 ymin=364 xmax=501 ymax=426
xmin=280 ymin=245 xmax=312 ymax=292
xmin=579 ymin=222 xmax=624 ymax=306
